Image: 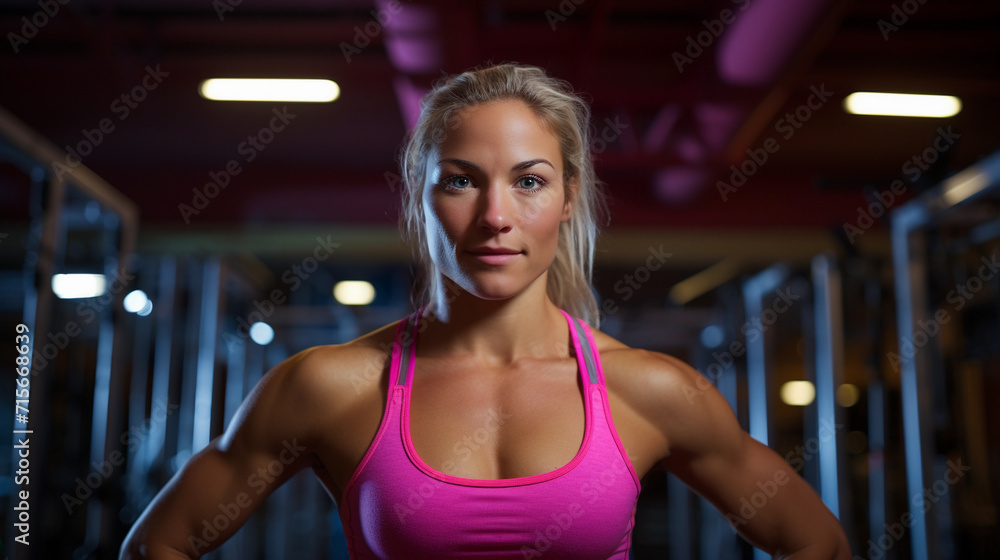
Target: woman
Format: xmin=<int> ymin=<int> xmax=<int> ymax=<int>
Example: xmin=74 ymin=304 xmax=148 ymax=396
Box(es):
xmin=120 ymin=63 xmax=850 ymax=559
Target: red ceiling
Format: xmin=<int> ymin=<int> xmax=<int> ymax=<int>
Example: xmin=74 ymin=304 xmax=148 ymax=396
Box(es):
xmin=1 ymin=0 xmax=998 ymax=232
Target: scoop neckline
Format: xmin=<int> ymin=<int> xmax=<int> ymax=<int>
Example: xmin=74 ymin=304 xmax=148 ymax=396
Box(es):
xmin=399 ymin=308 xmax=594 ymax=487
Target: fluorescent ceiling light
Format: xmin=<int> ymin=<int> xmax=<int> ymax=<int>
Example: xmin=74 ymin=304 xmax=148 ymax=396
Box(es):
xmin=52 ymin=273 xmax=106 ymax=299
xmin=199 ymin=78 xmax=340 ymax=102
xmin=333 ymin=281 xmax=376 ymax=306
xmin=844 ymin=92 xmax=961 ymax=118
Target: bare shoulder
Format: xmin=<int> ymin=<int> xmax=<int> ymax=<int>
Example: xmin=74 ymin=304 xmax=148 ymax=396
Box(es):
xmin=221 ymin=318 xmax=402 ymax=450
xmin=590 ymin=328 xmax=706 ymax=413
xmin=590 ymin=328 xmax=742 ymax=461
xmin=273 ymin=318 xmax=401 ymax=399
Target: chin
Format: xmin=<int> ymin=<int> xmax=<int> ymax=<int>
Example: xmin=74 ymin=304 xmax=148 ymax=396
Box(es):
xmin=467 ymin=268 xmax=551 ymax=301
xmin=464 ymin=279 xmax=524 ymax=301
xmin=439 ymin=266 xmax=516 ymax=299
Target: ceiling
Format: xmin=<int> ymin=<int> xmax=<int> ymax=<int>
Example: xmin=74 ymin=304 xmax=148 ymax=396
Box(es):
xmin=1 ymin=0 xmax=999 ymax=233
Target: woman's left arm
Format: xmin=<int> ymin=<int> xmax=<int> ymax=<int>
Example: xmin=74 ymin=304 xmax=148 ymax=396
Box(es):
xmin=626 ymin=350 xmax=852 ymax=559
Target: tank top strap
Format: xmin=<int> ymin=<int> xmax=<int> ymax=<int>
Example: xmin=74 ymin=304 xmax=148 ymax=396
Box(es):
xmin=391 ymin=309 xmax=421 ymax=387
xmin=393 ymin=308 xmax=601 ymax=387
xmin=561 ymin=310 xmax=602 ymax=387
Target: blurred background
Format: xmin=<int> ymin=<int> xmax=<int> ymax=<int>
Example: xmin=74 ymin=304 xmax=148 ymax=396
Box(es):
xmin=1 ymin=0 xmax=999 ymax=558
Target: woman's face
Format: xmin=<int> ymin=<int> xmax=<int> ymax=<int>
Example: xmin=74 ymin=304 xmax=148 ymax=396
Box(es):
xmin=423 ymin=99 xmax=573 ymax=301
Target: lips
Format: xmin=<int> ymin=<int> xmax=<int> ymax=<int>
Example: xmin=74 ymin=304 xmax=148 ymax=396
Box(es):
xmin=466 ymin=247 xmax=523 ymax=265
xmin=467 ymin=247 xmax=522 ymax=255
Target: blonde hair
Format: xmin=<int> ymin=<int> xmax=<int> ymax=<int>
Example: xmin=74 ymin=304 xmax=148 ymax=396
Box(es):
xmin=399 ymin=62 xmax=608 ymax=327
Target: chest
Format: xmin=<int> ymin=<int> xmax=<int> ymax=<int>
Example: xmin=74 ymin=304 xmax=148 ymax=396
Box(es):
xmin=407 ymin=356 xmax=587 ymax=480
xmin=339 ymin=361 xmax=641 ymax=560
xmin=313 ymin=350 xmax=666 ymax=505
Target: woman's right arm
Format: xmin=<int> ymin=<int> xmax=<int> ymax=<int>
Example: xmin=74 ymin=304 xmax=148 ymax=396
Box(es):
xmin=119 ymin=347 xmax=333 ymax=559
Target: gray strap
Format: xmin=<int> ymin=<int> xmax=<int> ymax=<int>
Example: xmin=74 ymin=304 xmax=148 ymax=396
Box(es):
xmin=395 ymin=312 xmax=417 ymax=386
xmin=397 ymin=313 xmax=597 ymax=386
xmin=571 ymin=317 xmax=600 ymax=385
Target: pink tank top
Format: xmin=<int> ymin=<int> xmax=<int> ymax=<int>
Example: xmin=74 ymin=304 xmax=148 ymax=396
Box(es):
xmin=338 ymin=308 xmax=641 ymax=559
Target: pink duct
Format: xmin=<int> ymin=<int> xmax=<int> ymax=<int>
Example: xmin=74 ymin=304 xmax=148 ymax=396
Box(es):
xmin=655 ymin=0 xmax=840 ymax=203
xmin=375 ymin=0 xmax=442 ymax=130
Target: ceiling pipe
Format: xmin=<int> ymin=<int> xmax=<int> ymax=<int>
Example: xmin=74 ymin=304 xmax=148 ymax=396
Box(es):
xmin=375 ymin=0 xmax=442 ymax=130
xmin=717 ymin=0 xmax=841 ymax=87
xmin=654 ymin=0 xmax=851 ymax=204
xmin=720 ymin=0 xmax=856 ymax=162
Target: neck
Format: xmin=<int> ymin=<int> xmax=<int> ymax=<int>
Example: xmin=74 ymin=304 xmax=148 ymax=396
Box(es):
xmin=418 ymin=272 xmax=568 ymax=365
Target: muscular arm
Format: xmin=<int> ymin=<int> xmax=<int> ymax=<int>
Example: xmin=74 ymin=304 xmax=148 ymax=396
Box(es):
xmin=119 ymin=347 xmax=331 ymax=559
xmin=632 ymin=351 xmax=851 ymax=559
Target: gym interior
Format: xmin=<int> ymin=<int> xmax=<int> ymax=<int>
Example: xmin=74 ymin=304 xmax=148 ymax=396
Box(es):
xmin=0 ymin=0 xmax=998 ymax=558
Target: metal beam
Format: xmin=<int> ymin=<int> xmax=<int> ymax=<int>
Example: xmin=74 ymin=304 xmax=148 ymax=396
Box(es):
xmin=811 ymin=254 xmax=846 ymax=521
xmin=890 ymin=149 xmax=1000 ymax=560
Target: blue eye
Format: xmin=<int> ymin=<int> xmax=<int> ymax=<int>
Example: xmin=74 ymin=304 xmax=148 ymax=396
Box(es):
xmin=517 ymin=175 xmax=544 ymax=190
xmin=442 ymin=175 xmax=470 ymax=189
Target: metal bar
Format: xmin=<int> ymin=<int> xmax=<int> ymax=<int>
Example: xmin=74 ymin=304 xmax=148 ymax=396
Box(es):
xmin=741 ymin=264 xmax=792 ymax=560
xmin=889 ymin=149 xmax=1000 ymax=560
xmin=0 ymin=105 xmax=137 ymax=223
xmin=223 ymin=333 xmax=246 ymax=431
xmin=866 ymin=379 xmax=887 ymax=557
xmin=892 ymin=203 xmax=937 ymax=560
xmin=740 ymin=264 xmax=791 ymax=447
xmin=861 ymin=270 xmax=888 ymax=557
xmin=177 ymin=263 xmax=203 ymax=461
xmin=146 ymin=257 xmax=177 ymax=478
xmin=84 ymin=213 xmax=134 ymax=554
xmin=668 ymin=473 xmax=694 ymax=558
xmin=810 ymin=255 xmax=846 ymax=520
xmin=193 ymin=257 xmax=222 ymax=451
xmin=125 ymin=261 xmax=155 ymax=511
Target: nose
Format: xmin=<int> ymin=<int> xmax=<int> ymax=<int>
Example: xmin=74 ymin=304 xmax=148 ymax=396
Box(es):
xmin=476 ymin=184 xmax=513 ymax=234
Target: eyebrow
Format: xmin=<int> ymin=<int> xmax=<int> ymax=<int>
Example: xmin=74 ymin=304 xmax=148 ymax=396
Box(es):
xmin=438 ymin=158 xmax=555 ymax=172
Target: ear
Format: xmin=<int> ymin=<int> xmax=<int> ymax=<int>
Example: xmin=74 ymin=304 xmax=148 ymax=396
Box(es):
xmin=561 ymin=178 xmax=577 ymax=221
